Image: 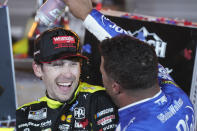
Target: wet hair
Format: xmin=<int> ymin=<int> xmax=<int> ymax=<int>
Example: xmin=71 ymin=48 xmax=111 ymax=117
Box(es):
xmin=99 ymin=35 xmax=158 ymax=90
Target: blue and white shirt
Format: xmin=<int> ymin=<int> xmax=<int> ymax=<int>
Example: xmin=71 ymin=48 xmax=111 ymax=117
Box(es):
xmin=83 ymin=9 xmax=196 ymax=131
xmin=115 ymin=64 xmax=195 ymax=131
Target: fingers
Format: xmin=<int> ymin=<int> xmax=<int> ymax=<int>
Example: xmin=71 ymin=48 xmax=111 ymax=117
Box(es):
xmin=63 ymin=0 xmax=93 ymax=20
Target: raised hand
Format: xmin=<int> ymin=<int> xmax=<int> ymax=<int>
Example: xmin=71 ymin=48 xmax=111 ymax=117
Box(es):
xmin=63 ymin=0 xmax=93 ymax=20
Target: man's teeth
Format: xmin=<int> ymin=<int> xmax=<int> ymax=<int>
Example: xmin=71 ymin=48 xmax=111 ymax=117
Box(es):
xmin=57 ymin=82 xmax=72 ymax=86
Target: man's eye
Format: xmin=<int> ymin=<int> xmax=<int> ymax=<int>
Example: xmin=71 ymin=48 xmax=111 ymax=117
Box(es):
xmin=52 ymin=63 xmax=61 ymax=66
xmin=52 ymin=62 xmax=63 ymax=66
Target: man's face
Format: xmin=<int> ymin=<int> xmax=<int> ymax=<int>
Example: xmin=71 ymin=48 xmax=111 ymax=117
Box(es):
xmin=100 ymin=56 xmax=114 ymax=97
xmin=40 ymin=59 xmax=81 ymax=102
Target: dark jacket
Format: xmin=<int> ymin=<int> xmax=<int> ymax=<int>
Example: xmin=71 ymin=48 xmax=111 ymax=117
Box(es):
xmin=16 ymin=82 xmax=118 ymax=131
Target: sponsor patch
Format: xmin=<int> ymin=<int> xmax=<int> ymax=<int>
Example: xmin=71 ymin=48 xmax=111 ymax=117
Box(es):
xmin=74 ymin=120 xmax=83 ymax=128
xmin=82 ymin=86 xmax=95 ymax=90
xmin=154 ymin=95 xmax=168 ymax=106
xmin=18 ymin=120 xmax=52 ymax=129
xmin=58 ymin=124 xmax=70 ymax=131
xmin=97 ymin=115 xmax=115 ymax=126
xmin=24 ymin=128 xmax=30 ymax=131
xmin=41 ymin=128 xmax=51 ymax=131
xmin=157 ymin=98 xmax=183 ymax=123
xmin=53 ymin=36 xmax=76 ymax=49
xmin=79 ymin=118 xmax=89 ymax=129
xmin=53 ymin=36 xmax=75 ymax=44
xmin=61 ymin=114 xmax=66 ymax=121
xmin=40 ymin=120 xmax=52 ymax=128
xmin=74 ymin=107 xmax=85 ymax=119
xmin=66 ymin=115 xmax=72 ymax=123
xmin=95 ymin=108 xmax=114 ymax=119
xmin=158 ymin=65 xmax=174 ymax=81
xmin=103 ymin=124 xmax=117 ymax=131
xmin=28 ymin=108 xmax=47 ymax=120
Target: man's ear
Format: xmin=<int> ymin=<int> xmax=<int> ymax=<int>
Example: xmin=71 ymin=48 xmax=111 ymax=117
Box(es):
xmin=32 ymin=61 xmax=42 ymax=78
xmin=112 ymin=82 xmax=121 ymax=95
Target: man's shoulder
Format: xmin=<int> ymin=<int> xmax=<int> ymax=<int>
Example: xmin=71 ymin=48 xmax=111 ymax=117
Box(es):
xmin=78 ymin=82 xmax=105 ymax=93
xmin=16 ymin=96 xmax=48 ymax=111
xmin=78 ymin=82 xmax=113 ymax=104
xmin=161 ymin=82 xmax=191 ymax=102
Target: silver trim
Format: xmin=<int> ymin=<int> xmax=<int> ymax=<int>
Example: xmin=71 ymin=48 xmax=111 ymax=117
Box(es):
xmin=190 ymin=43 xmax=197 ymax=128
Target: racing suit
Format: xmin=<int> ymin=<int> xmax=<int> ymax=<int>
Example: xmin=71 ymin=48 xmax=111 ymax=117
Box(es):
xmin=115 ymin=64 xmax=195 ymax=131
xmin=82 ymin=9 xmax=196 ymax=131
xmin=16 ymin=82 xmax=118 ymax=131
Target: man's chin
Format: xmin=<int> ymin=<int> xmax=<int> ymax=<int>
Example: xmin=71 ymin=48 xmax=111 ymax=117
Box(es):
xmin=58 ymin=93 xmax=73 ymax=102
xmin=58 ymin=97 xmax=69 ymax=102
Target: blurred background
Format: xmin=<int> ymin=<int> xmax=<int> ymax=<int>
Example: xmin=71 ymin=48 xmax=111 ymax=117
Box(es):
xmin=9 ymin=0 xmax=197 ymax=40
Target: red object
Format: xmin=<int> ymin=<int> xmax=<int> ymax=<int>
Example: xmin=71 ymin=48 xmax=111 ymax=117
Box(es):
xmin=125 ymin=13 xmax=129 ymax=16
xmin=52 ymin=36 xmax=75 ymax=44
xmin=131 ymin=15 xmax=139 ymax=19
xmin=14 ymin=54 xmax=28 ymax=59
xmin=96 ymin=3 xmax=102 ymax=10
xmin=184 ymin=48 xmax=192 ymax=60
xmin=80 ymin=118 xmax=89 ymax=128
xmin=156 ymin=17 xmax=165 ymax=23
xmin=184 ymin=20 xmax=192 ymax=26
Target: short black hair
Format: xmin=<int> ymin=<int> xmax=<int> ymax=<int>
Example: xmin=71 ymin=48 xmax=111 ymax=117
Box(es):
xmin=100 ymin=35 xmax=158 ymax=90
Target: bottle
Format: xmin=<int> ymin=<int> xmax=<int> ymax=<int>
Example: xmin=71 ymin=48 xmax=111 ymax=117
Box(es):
xmin=35 ymin=0 xmax=66 ymax=26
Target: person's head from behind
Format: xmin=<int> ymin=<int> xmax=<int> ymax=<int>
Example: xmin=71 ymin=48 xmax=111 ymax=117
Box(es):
xmin=33 ymin=27 xmax=87 ymax=102
xmin=99 ymin=35 xmax=158 ymax=106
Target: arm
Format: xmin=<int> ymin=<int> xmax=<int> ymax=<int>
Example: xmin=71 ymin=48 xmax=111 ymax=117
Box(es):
xmin=83 ymin=9 xmax=129 ymax=41
xmin=90 ymin=91 xmax=119 ymax=130
xmin=63 ymin=0 xmax=127 ymax=41
xmin=63 ymin=0 xmax=178 ymax=87
xmin=81 ymin=8 xmax=178 ymax=88
xmin=157 ymin=64 xmax=179 ymax=88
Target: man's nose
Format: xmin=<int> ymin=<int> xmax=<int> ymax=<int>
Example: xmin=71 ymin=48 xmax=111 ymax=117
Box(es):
xmin=61 ymin=65 xmax=73 ymax=77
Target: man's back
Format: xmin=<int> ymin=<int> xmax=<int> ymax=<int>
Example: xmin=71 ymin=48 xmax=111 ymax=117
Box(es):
xmin=117 ymin=64 xmax=195 ymax=131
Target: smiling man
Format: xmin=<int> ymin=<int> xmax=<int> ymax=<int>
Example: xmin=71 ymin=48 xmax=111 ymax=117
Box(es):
xmin=16 ymin=27 xmax=118 ymax=131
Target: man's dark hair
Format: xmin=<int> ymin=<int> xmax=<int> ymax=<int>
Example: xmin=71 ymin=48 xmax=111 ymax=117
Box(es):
xmin=99 ymin=35 xmax=158 ymax=90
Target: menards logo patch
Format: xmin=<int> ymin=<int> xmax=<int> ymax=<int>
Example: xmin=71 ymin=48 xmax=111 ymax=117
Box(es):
xmin=52 ymin=36 xmax=76 ymax=48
